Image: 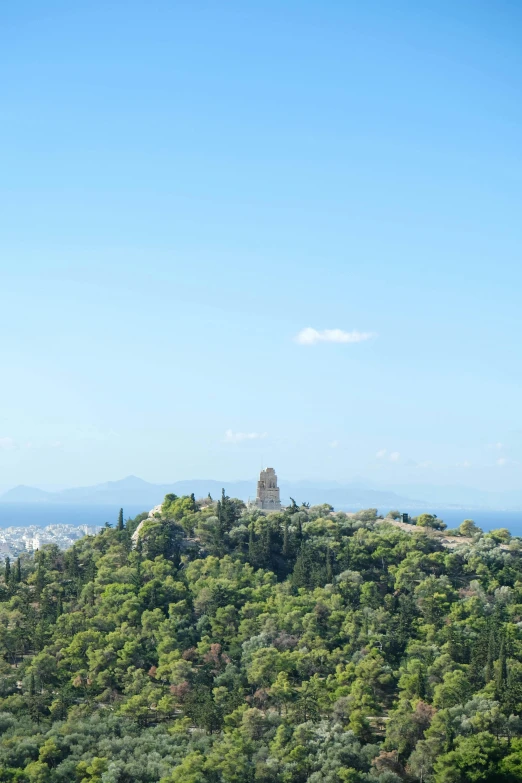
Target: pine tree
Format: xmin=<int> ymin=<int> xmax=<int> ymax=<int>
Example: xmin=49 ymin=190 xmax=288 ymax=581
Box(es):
xmin=117 ymin=508 xmax=124 ymax=531
xmin=294 ymin=683 xmax=320 ymax=723
xmin=15 ymin=557 xmax=21 ymax=584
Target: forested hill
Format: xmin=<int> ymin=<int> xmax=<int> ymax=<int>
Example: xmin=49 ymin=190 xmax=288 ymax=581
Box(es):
xmin=1 ymin=496 xmax=522 ymax=783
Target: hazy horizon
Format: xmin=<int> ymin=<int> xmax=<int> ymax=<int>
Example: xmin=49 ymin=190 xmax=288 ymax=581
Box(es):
xmin=4 ymin=472 xmax=522 ymax=517
xmin=2 ymin=470 xmax=522 ymax=496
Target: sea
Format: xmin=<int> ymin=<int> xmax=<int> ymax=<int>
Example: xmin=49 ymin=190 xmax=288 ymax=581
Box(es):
xmin=408 ymin=509 xmax=522 ymax=537
xmin=0 ymin=503 xmax=148 ymax=529
xmin=0 ymin=503 xmax=521 ymax=537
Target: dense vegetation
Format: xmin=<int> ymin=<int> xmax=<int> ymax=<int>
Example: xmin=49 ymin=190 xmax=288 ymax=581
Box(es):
xmin=1 ymin=494 xmax=522 ymax=782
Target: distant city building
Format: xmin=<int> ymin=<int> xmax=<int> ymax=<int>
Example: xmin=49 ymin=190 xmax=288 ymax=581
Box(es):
xmin=0 ymin=523 xmax=99 ymax=560
xmin=255 ymin=467 xmax=281 ymax=511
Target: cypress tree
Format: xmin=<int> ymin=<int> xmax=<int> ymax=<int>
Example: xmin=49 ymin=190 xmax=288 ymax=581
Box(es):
xmin=133 ymin=540 xmax=143 ymax=594
xmin=65 ymin=549 xmax=80 ymax=580
xmin=216 ymin=488 xmax=238 ymax=550
xmin=35 ymin=562 xmax=46 ymax=597
xmin=217 ymin=489 xmax=225 ymax=534
xmin=292 ymin=544 xmax=313 ymax=589
xmin=15 ymin=557 xmax=21 ymax=584
xmin=259 ymin=525 xmax=271 ymax=569
xmin=248 ymin=524 xmax=256 ymax=562
xmin=415 ymin=666 xmax=426 ymax=699
xmin=296 ymin=517 xmax=303 ymax=543
xmin=441 ymin=709 xmax=454 ymax=753
xmin=282 ymin=519 xmax=290 ymax=558
xmin=148 ymin=582 xmax=157 ymax=609
xmin=469 ymin=630 xmax=487 ymax=687
xmin=4 ymin=557 xmax=10 ymax=585
xmin=485 ymin=627 xmax=495 ymax=683
xmin=495 ymin=637 xmax=508 ymax=701
xmin=326 ymin=546 xmax=333 ymax=584
xmin=117 ymin=508 xmax=124 ymax=531
xmin=84 ymin=555 xmax=96 ymax=584
xmin=28 ymin=673 xmax=39 ymax=723
xmin=505 ymin=666 xmax=522 ymax=715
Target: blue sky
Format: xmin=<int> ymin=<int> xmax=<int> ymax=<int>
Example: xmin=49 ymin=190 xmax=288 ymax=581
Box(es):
xmin=1 ymin=0 xmax=522 ymax=491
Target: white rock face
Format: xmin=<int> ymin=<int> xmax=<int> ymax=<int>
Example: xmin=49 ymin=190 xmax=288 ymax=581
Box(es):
xmin=131 ymin=503 xmax=163 ymax=544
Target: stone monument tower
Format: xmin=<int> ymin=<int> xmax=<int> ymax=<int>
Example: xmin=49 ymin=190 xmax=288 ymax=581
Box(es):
xmin=255 ymin=467 xmax=281 ymax=510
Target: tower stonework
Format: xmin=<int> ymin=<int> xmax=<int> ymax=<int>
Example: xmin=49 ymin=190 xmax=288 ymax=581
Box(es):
xmin=255 ymin=467 xmax=281 ymax=511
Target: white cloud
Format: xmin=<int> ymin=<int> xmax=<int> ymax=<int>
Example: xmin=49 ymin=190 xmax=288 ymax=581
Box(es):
xmin=329 ymin=440 xmax=339 ymax=449
xmin=0 ymin=437 xmax=15 ymax=450
xmin=457 ymin=460 xmax=472 ymax=468
xmin=295 ymin=327 xmax=375 ymax=345
xmin=377 ymin=448 xmax=400 ymax=462
xmin=497 ymin=457 xmax=508 ymax=466
xmin=488 ymin=442 xmax=504 ymax=451
xmin=224 ymin=430 xmax=267 ymax=444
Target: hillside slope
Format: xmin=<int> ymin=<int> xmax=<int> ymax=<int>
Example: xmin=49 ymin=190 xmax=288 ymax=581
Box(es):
xmin=0 ymin=497 xmax=521 ymax=782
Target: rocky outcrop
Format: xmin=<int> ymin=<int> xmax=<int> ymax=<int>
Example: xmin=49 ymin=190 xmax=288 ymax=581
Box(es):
xmin=131 ymin=503 xmax=162 ymax=545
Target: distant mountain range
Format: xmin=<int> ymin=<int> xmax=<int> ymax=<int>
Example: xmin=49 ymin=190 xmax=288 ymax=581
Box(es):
xmin=389 ymin=483 xmax=522 ymax=511
xmin=0 ymin=475 xmax=423 ymax=511
xmin=2 ymin=475 xmax=522 ymax=511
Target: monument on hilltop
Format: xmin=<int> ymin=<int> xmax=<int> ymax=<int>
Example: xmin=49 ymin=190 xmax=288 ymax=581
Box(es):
xmin=255 ymin=467 xmax=281 ymax=511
